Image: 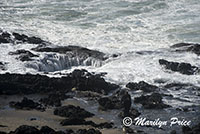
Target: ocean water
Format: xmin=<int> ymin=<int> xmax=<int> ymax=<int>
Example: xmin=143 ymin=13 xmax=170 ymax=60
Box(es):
xmin=0 ymin=0 xmax=200 ymax=105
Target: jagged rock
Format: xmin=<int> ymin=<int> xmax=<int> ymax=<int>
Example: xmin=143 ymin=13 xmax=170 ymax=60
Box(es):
xmin=9 ymin=97 xmax=45 ymax=111
xmin=171 ymin=43 xmax=200 ymax=55
xmin=54 ymin=105 xmax=94 ymax=118
xmin=182 ymin=123 xmax=200 ymax=134
xmin=40 ymin=92 xmax=70 ymax=107
xmin=126 ymin=81 xmax=158 ymax=92
xmin=98 ymin=96 xmax=122 ymax=111
xmin=118 ymin=108 xmax=141 ymax=119
xmin=0 ymin=62 xmax=7 ymax=70
xmin=76 ymin=129 xmax=101 ymax=134
xmin=32 ymin=45 xmax=107 ymax=61
xmin=0 ymin=69 xmax=118 ymax=95
xmin=134 ymin=93 xmax=170 ymax=109
xmin=0 ymin=31 xmax=49 ymax=45
xmin=10 ymin=125 xmax=40 ymax=134
xmin=9 ymin=49 xmax=39 ymax=62
xmin=159 ymin=59 xmax=199 ymax=75
xmin=0 ymin=31 xmax=11 ymax=43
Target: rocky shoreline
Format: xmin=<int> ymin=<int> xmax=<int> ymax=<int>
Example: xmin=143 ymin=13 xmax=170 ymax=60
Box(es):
xmin=0 ymin=31 xmax=200 ymax=134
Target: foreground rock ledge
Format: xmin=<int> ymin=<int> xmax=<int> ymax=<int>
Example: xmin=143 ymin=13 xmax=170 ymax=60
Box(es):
xmin=0 ymin=69 xmax=119 ymax=95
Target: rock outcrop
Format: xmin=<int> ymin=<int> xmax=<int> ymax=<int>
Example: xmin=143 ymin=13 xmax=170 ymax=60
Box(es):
xmin=171 ymin=43 xmax=200 ymax=55
xmin=159 ymin=59 xmax=199 ymax=75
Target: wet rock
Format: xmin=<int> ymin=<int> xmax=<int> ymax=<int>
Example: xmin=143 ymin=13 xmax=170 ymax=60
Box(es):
xmin=10 ymin=125 xmax=40 ymax=134
xmin=134 ymin=93 xmax=170 ymax=109
xmin=40 ymin=126 xmax=55 ymax=134
xmin=182 ymin=123 xmax=200 ymax=134
xmin=126 ymin=81 xmax=158 ymax=92
xmin=54 ymin=105 xmax=94 ymax=118
xmin=170 ymin=130 xmax=176 ymax=134
xmin=0 ymin=31 xmax=49 ymax=45
xmin=0 ymin=69 xmax=118 ymax=95
xmin=98 ymin=96 xmax=122 ymax=111
xmin=9 ymin=97 xmax=45 ymax=111
xmin=159 ymin=59 xmax=199 ymax=75
xmin=12 ymin=32 xmax=48 ymax=45
xmin=40 ymin=92 xmax=70 ymax=107
xmin=124 ymin=127 xmax=146 ymax=134
xmin=0 ymin=62 xmax=7 ymax=70
xmin=0 ymin=125 xmax=7 ymax=128
xmin=0 ymin=31 xmax=11 ymax=43
xmin=171 ymin=43 xmax=200 ymax=55
xmin=32 ymin=45 xmax=107 ymax=61
xmin=76 ymin=128 xmax=101 ymax=134
xmin=9 ymin=49 xmax=39 ymax=62
xmin=119 ymin=108 xmax=141 ymax=119
xmin=75 ymin=91 xmax=102 ymax=100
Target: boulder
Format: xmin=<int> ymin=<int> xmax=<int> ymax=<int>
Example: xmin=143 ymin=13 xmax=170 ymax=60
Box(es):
xmin=159 ymin=59 xmax=199 ymax=75
xmin=54 ymin=105 xmax=94 ymax=118
xmin=126 ymin=81 xmax=158 ymax=92
xmin=134 ymin=93 xmax=170 ymax=109
xmin=9 ymin=97 xmax=45 ymax=111
xmin=171 ymin=43 xmax=200 ymax=55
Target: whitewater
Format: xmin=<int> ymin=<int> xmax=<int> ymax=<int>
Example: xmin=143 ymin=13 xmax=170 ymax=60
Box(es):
xmin=0 ymin=0 xmax=200 ymax=87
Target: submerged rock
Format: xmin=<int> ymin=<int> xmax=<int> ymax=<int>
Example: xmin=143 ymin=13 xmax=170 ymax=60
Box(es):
xmin=9 ymin=49 xmax=39 ymax=62
xmin=9 ymin=97 xmax=45 ymax=111
xmin=134 ymin=93 xmax=170 ymax=109
xmin=159 ymin=59 xmax=199 ymax=75
xmin=126 ymin=81 xmax=158 ymax=92
xmin=54 ymin=105 xmax=94 ymax=118
xmin=0 ymin=69 xmax=118 ymax=95
xmin=171 ymin=43 xmax=200 ymax=55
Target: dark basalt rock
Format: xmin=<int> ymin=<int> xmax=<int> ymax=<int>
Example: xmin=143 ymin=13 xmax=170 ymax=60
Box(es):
xmin=76 ymin=129 xmax=101 ymax=134
xmin=182 ymin=123 xmax=200 ymax=134
xmin=9 ymin=49 xmax=39 ymax=62
xmin=10 ymin=125 xmax=40 ymax=134
xmin=126 ymin=81 xmax=158 ymax=92
xmin=7 ymin=125 xmax=69 ymax=134
xmin=0 ymin=69 xmax=118 ymax=95
xmin=32 ymin=45 xmax=107 ymax=61
xmin=40 ymin=126 xmax=55 ymax=134
xmin=0 ymin=31 xmax=11 ymax=43
xmin=39 ymin=92 xmax=71 ymax=107
xmin=0 ymin=131 xmax=7 ymax=134
xmin=134 ymin=93 xmax=170 ymax=109
xmin=98 ymin=96 xmax=122 ymax=110
xmin=54 ymin=105 xmax=94 ymax=118
xmin=159 ymin=59 xmax=199 ymax=75
xmin=171 ymin=43 xmax=200 ymax=55
xmin=0 ymin=62 xmax=7 ymax=70
xmin=0 ymin=31 xmax=49 ymax=45
xmin=9 ymin=97 xmax=45 ymax=111
xmin=118 ymin=108 xmax=141 ymax=119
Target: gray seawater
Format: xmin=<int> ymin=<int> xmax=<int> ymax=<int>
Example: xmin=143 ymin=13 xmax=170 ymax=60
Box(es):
xmin=0 ymin=0 xmax=200 ymax=133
